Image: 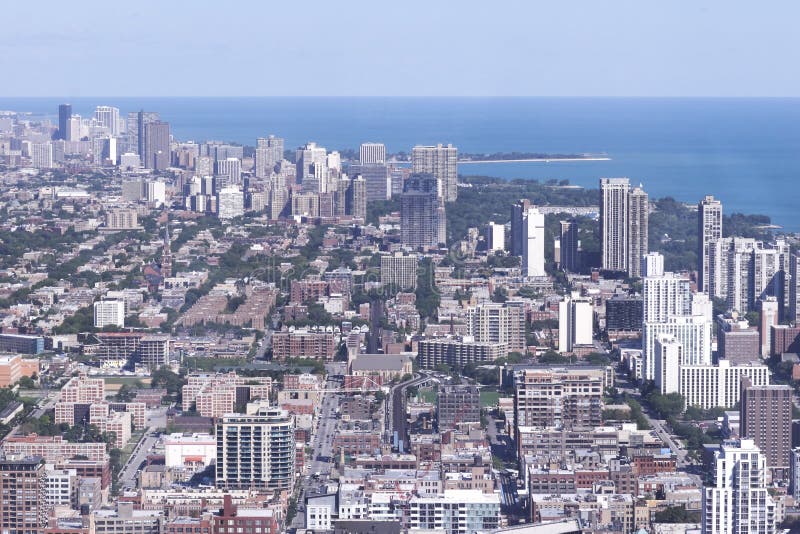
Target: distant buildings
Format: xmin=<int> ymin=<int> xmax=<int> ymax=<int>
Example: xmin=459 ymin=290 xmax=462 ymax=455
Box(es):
xmin=58 ymin=103 xmax=72 ymax=140
xmin=411 ymin=144 xmax=458 ymax=202
xmin=143 ymin=121 xmax=170 ymax=170
xmin=217 ymin=187 xmax=244 ymax=219
xmin=522 ymin=206 xmax=545 ymax=277
xmin=215 ymin=405 xmax=295 ymax=490
xmin=255 ymin=135 xmax=283 ymax=178
xmin=31 ymin=142 xmax=54 ymax=169
xmin=359 ymin=142 xmax=386 ymax=164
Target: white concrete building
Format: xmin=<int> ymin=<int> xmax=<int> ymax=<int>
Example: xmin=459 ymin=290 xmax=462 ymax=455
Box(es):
xmin=409 ymin=490 xmax=501 ymax=533
xmin=522 ymin=206 xmax=545 ymax=277
xmin=558 ymin=292 xmax=593 ymax=354
xmin=486 ymin=222 xmax=505 ymax=252
xmin=93 ymin=300 xmax=125 ymax=328
xmin=216 ymin=187 xmax=244 ymax=219
xmin=680 ymin=361 xmax=770 ymax=410
xmin=164 ymin=433 xmax=216 ymax=469
xmin=653 ymin=333 xmax=682 ymax=395
xmin=702 ymin=439 xmax=778 ymax=534
xmin=643 ymin=314 xmax=712 ymax=381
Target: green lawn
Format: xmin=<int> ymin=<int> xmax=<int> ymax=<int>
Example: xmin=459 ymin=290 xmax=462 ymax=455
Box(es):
xmin=480 ymin=390 xmax=500 ymax=407
xmin=417 ymin=387 xmax=437 ymax=403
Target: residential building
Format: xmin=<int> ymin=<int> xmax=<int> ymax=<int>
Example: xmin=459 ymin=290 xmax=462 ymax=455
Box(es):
xmin=600 ymin=177 xmax=630 ymax=274
xmin=486 ymin=222 xmax=505 ymax=252
xmin=417 ymin=337 xmax=507 ymax=369
xmin=32 ymin=142 xmax=54 ymax=168
xmin=58 ymin=104 xmax=72 ymax=140
xmin=628 ymin=185 xmax=649 ymax=278
xmin=271 ymin=330 xmax=336 ymax=361
xmin=349 ymin=163 xmax=390 ymax=201
xmin=438 ymin=384 xmax=480 ymax=430
xmin=254 ymin=135 xmax=283 ymax=178
xmin=217 ymin=187 xmax=244 ymax=219
xmin=380 ymin=253 xmax=418 ymax=289
xmin=93 ymin=299 xmax=125 ymax=328
xmin=760 ymin=297 xmax=779 ymax=358
xmin=702 ymin=439 xmax=778 ymax=534
xmin=105 ymin=208 xmax=139 ymax=230
xmin=522 ymin=206 xmax=545 ymax=277
xmin=605 ymin=296 xmax=643 ymax=332
xmin=740 ymin=377 xmax=792 ymax=475
xmin=411 ymin=143 xmax=458 ymax=202
xmin=643 ymin=314 xmax=712 ymax=381
xmin=558 ymin=292 xmax=593 ymax=354
xmin=400 ymin=173 xmax=445 ymax=249
xmin=698 ymin=195 xmax=723 ymax=294
xmin=0 ymin=457 xmax=48 ymax=534
xmin=514 ymin=368 xmax=604 ymax=431
xmin=359 ymin=142 xmax=386 ymax=164
xmin=215 ymin=157 xmax=242 ymax=185
xmin=408 ymin=490 xmax=500 ymax=533
xmin=680 ymin=361 xmax=769 ymax=410
xmin=559 ymin=219 xmax=579 ymax=272
xmin=91 ymin=502 xmax=163 ymax=534
xmin=511 ymin=199 xmax=531 ymax=257
xmin=143 ymin=121 xmax=170 ymax=170
xmin=468 ymin=301 xmax=526 ymax=353
xmin=215 ymin=405 xmax=295 ymax=490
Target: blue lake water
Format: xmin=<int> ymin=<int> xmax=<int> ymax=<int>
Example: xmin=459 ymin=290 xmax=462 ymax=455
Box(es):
xmin=2 ymin=97 xmax=798 ymax=230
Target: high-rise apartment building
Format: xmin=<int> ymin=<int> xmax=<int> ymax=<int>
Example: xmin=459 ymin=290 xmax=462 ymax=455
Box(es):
xmin=514 ymin=368 xmax=604 ymax=431
xmin=380 ymin=253 xmax=418 ymax=290
xmin=215 ymin=405 xmax=295 ymax=490
xmin=215 ymin=157 xmax=242 ymax=185
xmin=642 ymin=262 xmax=692 ymax=323
xmin=468 ymin=301 xmax=526 ymax=353
xmin=216 ymin=187 xmax=244 ymax=220
xmin=93 ymin=300 xmax=125 ymax=328
xmin=411 ymin=144 xmax=458 ymax=202
xmin=296 ymin=142 xmax=327 ymax=191
xmin=31 ymin=143 xmax=54 ymax=169
xmin=94 ymin=106 xmax=121 ymax=136
xmin=698 ymin=195 xmax=723 ymax=294
xmin=143 ymin=121 xmax=170 ymax=170
xmin=359 ymin=142 xmax=386 ymax=164
xmin=559 ymin=219 xmax=579 ymax=272
xmin=600 ymin=178 xmax=630 ymax=273
xmin=791 ymin=254 xmax=800 ymax=324
xmin=0 ymin=457 xmax=48 ymax=534
xmin=510 ymin=199 xmax=531 ymax=256
xmin=254 ymin=135 xmax=283 ymax=178
xmin=136 ymin=111 xmax=160 ymax=156
xmin=521 ymin=206 xmax=545 ymax=277
xmin=58 ymin=103 xmax=72 ymax=140
xmin=643 ymin=314 xmax=712 ymax=380
xmin=346 ymin=175 xmax=367 ymax=219
xmin=400 ymin=173 xmax=445 ymax=249
xmin=702 ymin=439 xmax=778 ymax=534
xmin=486 ymin=222 xmax=505 ymax=252
xmin=628 ymin=185 xmax=649 ymax=278
xmin=740 ymin=377 xmax=792 ymax=475
xmin=438 ymin=384 xmax=480 ymax=430
xmin=759 ymin=297 xmax=779 ymax=358
xmin=348 ymin=163 xmax=390 ymax=201
xmin=558 ymin=292 xmax=593 ymax=353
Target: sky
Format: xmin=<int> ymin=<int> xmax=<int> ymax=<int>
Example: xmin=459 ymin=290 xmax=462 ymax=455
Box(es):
xmin=3 ymin=0 xmax=799 ymax=97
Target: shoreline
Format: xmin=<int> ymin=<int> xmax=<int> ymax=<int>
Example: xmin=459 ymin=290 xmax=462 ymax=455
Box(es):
xmin=457 ymin=157 xmax=611 ymax=164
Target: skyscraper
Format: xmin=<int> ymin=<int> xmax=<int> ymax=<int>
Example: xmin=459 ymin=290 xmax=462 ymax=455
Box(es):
xmin=486 ymin=222 xmax=505 ymax=252
xmin=143 ymin=121 xmax=170 ymax=170
xmin=759 ymin=297 xmax=779 ymax=358
xmin=559 ymin=219 xmax=579 ymax=272
xmin=558 ymin=292 xmax=593 ymax=353
xmin=215 ymin=405 xmax=295 ymax=490
xmin=360 ymin=142 xmax=386 ymax=164
xmin=215 ymin=157 xmax=242 ymax=185
xmin=411 ymin=144 xmax=458 ymax=202
xmin=600 ymin=178 xmax=630 ymax=274
xmin=740 ymin=377 xmax=791 ymax=477
xmin=296 ymin=142 xmax=327 ymax=191
xmin=254 ymin=135 xmax=284 ymax=178
xmin=698 ymin=195 xmax=723 ymax=294
xmin=702 ymin=439 xmax=778 ymax=534
xmin=136 ymin=110 xmax=160 ymax=157
xmin=791 ymin=254 xmax=800 ymax=325
xmin=400 ymin=173 xmax=445 ymax=249
xmin=522 ymin=206 xmax=545 ymax=277
xmin=510 ymin=199 xmax=532 ymax=257
xmin=348 ymin=162 xmax=390 ymax=201
xmin=31 ymin=143 xmax=54 ymax=169
xmin=628 ymin=185 xmax=649 ymax=278
xmin=94 ymin=106 xmax=121 ymax=136
xmin=58 ymin=104 xmax=71 ymax=140
xmin=346 ymin=175 xmax=367 ymax=219
xmin=217 ymin=187 xmax=244 ymax=219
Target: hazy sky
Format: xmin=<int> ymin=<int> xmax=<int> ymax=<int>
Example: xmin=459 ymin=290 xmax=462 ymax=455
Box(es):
xmin=4 ymin=0 xmax=799 ymax=97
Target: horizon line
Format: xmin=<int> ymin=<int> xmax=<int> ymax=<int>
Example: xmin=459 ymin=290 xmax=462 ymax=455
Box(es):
xmin=2 ymin=95 xmax=800 ymax=99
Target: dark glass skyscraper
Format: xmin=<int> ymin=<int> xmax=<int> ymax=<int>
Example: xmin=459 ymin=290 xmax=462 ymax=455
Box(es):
xmin=58 ymin=103 xmax=71 ymax=140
